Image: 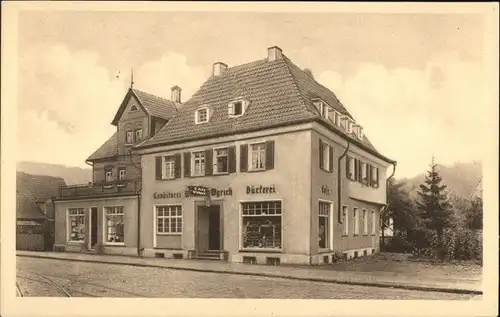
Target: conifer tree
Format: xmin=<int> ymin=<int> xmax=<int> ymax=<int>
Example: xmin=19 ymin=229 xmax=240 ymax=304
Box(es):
xmin=416 ymin=156 xmax=452 ymax=239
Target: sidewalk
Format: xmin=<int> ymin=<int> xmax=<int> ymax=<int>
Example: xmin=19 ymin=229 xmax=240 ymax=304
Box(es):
xmin=16 ymin=250 xmax=482 ymax=295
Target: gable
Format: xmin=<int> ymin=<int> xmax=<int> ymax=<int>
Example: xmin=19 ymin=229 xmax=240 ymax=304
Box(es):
xmin=119 ymin=94 xmax=148 ymax=122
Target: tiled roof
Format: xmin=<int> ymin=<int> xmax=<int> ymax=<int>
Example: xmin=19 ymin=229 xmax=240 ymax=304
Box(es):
xmin=136 ymin=53 xmax=392 ymax=163
xmin=111 ymin=89 xmax=179 ymax=126
xmin=86 ymin=131 xmax=118 ymax=161
xmin=16 ymin=172 xmax=66 ymax=219
xmin=132 ymin=89 xmax=180 ymax=120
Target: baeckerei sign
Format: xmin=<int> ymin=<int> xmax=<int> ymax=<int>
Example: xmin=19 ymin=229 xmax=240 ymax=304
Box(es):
xmin=246 ymin=185 xmax=276 ymax=194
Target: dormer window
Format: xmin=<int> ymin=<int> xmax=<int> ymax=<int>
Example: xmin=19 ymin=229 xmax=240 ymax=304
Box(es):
xmin=195 ymin=106 xmax=210 ymax=124
xmin=130 ymin=104 xmax=138 ymax=112
xmin=330 ymin=110 xmax=341 ymax=126
xmin=313 ymin=99 xmax=329 ymax=118
xmin=228 ymin=99 xmax=249 ymax=117
xmin=354 ymin=125 xmax=364 ymax=139
xmin=346 ymin=119 xmax=354 ymax=134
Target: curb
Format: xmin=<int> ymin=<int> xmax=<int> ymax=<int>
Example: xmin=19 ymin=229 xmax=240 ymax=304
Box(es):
xmin=17 ymin=254 xmax=482 ymax=295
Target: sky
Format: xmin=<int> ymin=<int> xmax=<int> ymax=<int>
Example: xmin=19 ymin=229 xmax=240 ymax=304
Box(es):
xmin=15 ymin=9 xmax=491 ymax=178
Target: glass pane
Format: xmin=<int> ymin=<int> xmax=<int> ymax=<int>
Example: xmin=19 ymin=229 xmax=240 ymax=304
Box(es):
xmin=242 ymin=215 xmax=281 ymax=249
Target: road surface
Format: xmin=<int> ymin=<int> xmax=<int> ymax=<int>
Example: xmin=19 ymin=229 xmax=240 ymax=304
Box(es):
xmin=16 ymin=256 xmax=477 ymax=299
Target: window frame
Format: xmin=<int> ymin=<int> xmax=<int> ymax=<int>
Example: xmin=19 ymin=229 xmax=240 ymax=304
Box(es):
xmin=130 ymin=104 xmax=138 ymax=112
xmin=371 ymin=166 xmax=379 ymax=188
xmin=361 ymin=161 xmax=368 ymax=184
xmin=191 ymin=150 xmax=206 ymax=177
xmin=105 ymin=169 xmax=113 ymax=183
xmin=213 ymin=146 xmax=229 ymax=175
xmin=162 ymin=155 xmax=176 ymax=180
xmin=118 ymin=167 xmax=127 ymax=181
xmin=229 ymin=99 xmax=247 ymax=118
xmin=239 ymin=199 xmax=283 ymax=252
xmin=103 ymin=206 xmax=125 ymax=245
xmin=248 ymin=141 xmax=267 ymax=172
xmin=347 ymin=156 xmax=355 ymax=180
xmin=353 ymin=207 xmax=360 ymax=235
xmin=155 ymin=205 xmax=183 ymax=235
xmin=195 ymin=106 xmax=210 ymax=124
xmin=135 ymin=129 xmax=143 ymax=143
xmin=67 ymin=208 xmax=85 ymax=243
xmin=342 ymin=205 xmax=349 ymax=236
xmin=126 ymin=130 xmax=134 ymax=144
xmin=321 ymin=140 xmax=331 ymax=172
xmin=318 ymin=200 xmax=333 ymax=251
xmin=362 ymin=208 xmax=368 ymax=235
xmin=371 ymin=210 xmax=377 ymax=235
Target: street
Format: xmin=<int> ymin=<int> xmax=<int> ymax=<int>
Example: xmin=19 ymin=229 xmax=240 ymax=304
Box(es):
xmin=16 ymin=257 xmax=477 ymax=299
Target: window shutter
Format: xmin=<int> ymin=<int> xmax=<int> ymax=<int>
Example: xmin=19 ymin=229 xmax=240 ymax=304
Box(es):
xmin=328 ymin=145 xmax=334 ymax=173
xmin=183 ymin=152 xmax=191 ymax=177
xmin=205 ymin=149 xmax=213 ymax=176
xmin=228 ymin=103 xmax=234 ymax=116
xmin=265 ymin=140 xmax=275 ymax=170
xmin=240 ymin=144 xmax=248 ymax=172
xmin=346 ymin=155 xmax=350 ymax=179
xmin=319 ymin=139 xmax=324 ymax=170
xmin=155 ymin=157 xmax=162 ymax=180
xmin=354 ymin=159 xmax=359 ymax=181
xmin=174 ymin=154 xmax=182 ymax=178
xmin=228 ymin=146 xmax=236 ymax=173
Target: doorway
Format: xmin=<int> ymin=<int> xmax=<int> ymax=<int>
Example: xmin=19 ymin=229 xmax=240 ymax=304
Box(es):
xmin=197 ymin=205 xmax=221 ymax=252
xmin=90 ymin=207 xmax=98 ymax=249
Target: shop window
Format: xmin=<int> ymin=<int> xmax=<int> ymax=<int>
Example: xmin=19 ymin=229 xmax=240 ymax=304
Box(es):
xmin=214 ymin=148 xmax=229 ymax=174
xmin=156 ymin=205 xmax=182 ymax=234
xmin=241 ymin=201 xmax=282 ymax=250
xmin=342 ymin=205 xmax=348 ymax=236
xmin=318 ymin=201 xmax=331 ymax=249
xmin=68 ymin=208 xmax=85 ymax=242
xmin=104 ymin=206 xmax=124 ymax=244
xmin=191 ymin=151 xmax=206 ymax=176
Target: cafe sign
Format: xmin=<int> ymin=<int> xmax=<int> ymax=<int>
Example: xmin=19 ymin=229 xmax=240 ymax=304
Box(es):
xmin=154 ymin=185 xmax=232 ymax=200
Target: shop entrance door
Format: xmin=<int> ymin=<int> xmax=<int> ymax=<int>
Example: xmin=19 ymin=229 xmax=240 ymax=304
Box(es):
xmin=90 ymin=207 xmax=98 ymax=249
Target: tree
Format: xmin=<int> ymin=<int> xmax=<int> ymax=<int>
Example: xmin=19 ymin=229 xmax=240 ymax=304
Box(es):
xmin=464 ymin=196 xmax=483 ymax=230
xmin=416 ymin=156 xmax=453 ymax=239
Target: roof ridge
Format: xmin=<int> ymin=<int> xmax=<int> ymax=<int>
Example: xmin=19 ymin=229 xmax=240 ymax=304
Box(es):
xmin=132 ymin=88 xmax=171 ymax=101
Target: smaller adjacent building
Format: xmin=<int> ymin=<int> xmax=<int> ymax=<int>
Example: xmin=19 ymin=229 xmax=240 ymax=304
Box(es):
xmin=53 ymin=87 xmax=181 ymax=256
xmin=16 ymin=172 xmax=66 ymax=251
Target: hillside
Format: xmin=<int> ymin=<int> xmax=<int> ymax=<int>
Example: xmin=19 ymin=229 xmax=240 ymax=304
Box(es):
xmin=399 ymin=161 xmax=482 ymax=200
xmin=16 ymin=161 xmax=92 ymax=185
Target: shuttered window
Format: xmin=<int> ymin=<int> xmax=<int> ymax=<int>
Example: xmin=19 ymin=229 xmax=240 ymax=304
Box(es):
xmin=155 ymin=154 xmax=182 ymax=180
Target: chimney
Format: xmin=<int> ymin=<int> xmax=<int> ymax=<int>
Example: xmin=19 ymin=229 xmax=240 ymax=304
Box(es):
xmin=171 ymin=85 xmax=182 ymax=103
xmin=267 ymin=46 xmax=283 ymax=61
xmin=213 ymin=62 xmax=228 ymax=77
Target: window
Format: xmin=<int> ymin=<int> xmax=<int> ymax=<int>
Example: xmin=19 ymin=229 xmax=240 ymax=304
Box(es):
xmin=126 ymin=131 xmax=133 ymax=144
xmin=191 ymin=151 xmax=206 ymax=176
xmin=156 ymin=205 xmax=182 ymax=234
xmin=105 ymin=169 xmax=113 ymax=183
xmin=371 ymin=210 xmax=377 ymax=235
xmin=353 ymin=207 xmax=359 ymax=235
xmin=346 ymin=119 xmax=353 ymax=133
xmin=331 ymin=110 xmax=341 ymax=126
xmin=135 ymin=129 xmax=143 ymax=143
xmin=130 ymin=104 xmax=138 ymax=111
xmin=363 ymin=209 xmax=368 ymax=235
xmin=118 ymin=168 xmax=126 ymax=180
xmin=250 ymin=143 xmax=266 ymax=171
xmin=104 ymin=207 xmax=124 ymax=243
xmin=241 ymin=201 xmax=282 ymax=249
xmin=163 ymin=156 xmax=175 ymax=179
xmin=195 ymin=107 xmax=209 ymax=124
xmin=319 ymin=202 xmax=331 ymax=249
xmin=321 ymin=141 xmax=330 ymax=171
xmin=228 ymin=100 xmax=249 ymax=117
xmin=371 ymin=166 xmax=379 ymax=187
xmin=68 ymin=208 xmax=85 ymax=242
xmin=357 ymin=126 xmax=364 ymax=139
xmin=214 ymin=148 xmax=229 ymax=174
xmin=347 ymin=156 xmax=355 ymax=180
xmin=361 ymin=162 xmax=368 ymax=183
xmin=342 ymin=206 xmax=348 ymax=235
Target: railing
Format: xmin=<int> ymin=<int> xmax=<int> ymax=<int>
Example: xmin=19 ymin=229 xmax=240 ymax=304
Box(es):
xmin=58 ymin=179 xmax=141 ymax=199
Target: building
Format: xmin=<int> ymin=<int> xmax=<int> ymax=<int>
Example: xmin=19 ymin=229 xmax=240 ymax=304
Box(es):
xmin=16 ymin=172 xmax=66 ymax=251
xmin=53 ymin=87 xmax=181 ymax=255
xmin=133 ymin=46 xmax=396 ymax=265
xmin=53 ymin=46 xmax=396 ymax=265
